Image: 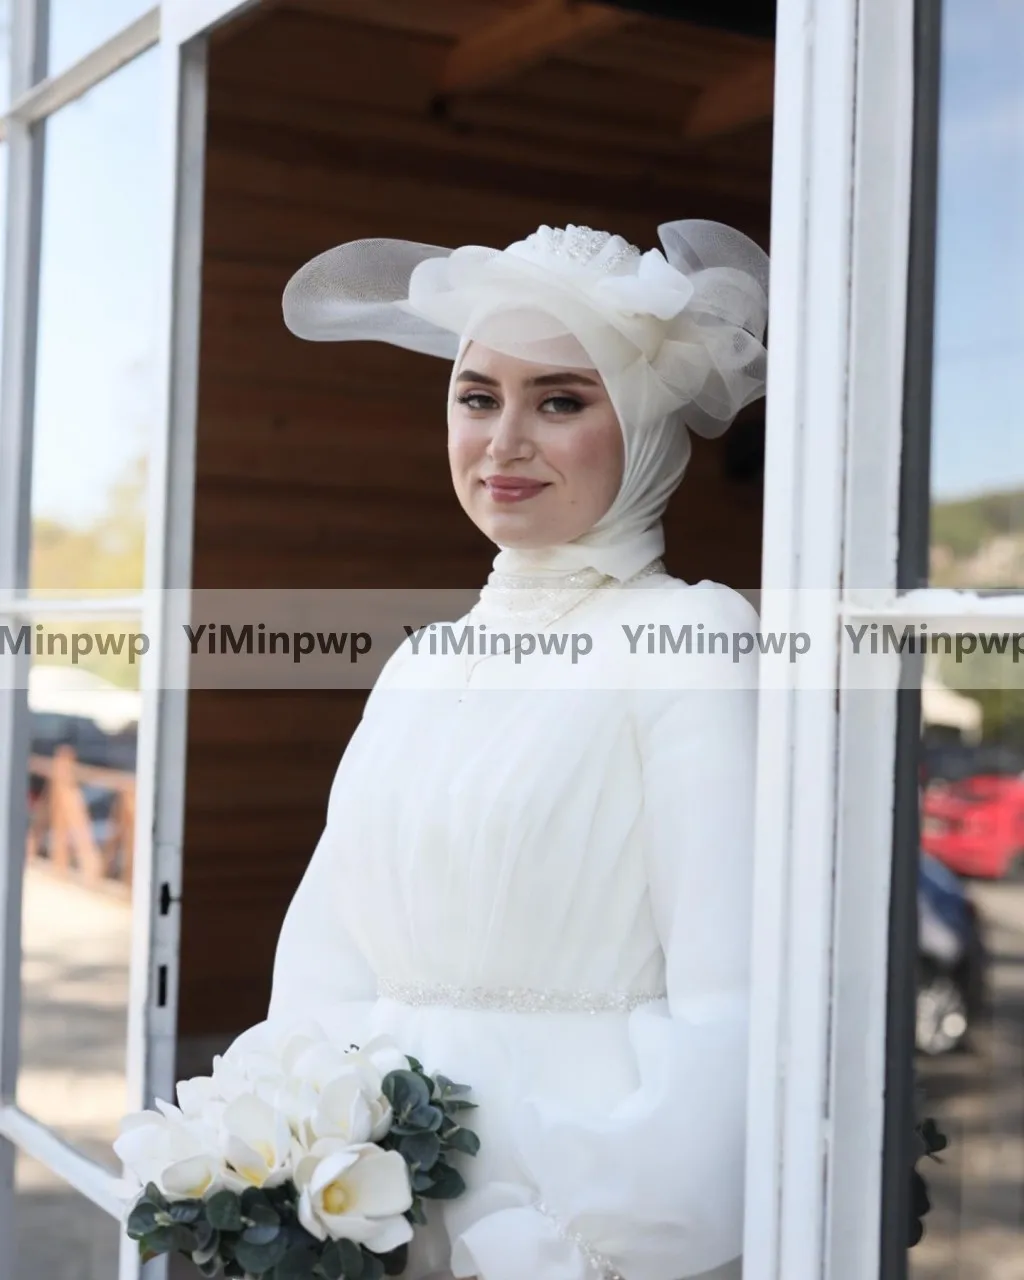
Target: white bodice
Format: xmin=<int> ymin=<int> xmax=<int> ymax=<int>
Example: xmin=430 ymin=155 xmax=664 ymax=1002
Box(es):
xmin=331 ymin=684 xmax=665 ymax=1000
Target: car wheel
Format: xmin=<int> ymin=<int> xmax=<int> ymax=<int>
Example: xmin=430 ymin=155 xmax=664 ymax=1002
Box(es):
xmin=917 ymin=973 xmax=970 ymax=1055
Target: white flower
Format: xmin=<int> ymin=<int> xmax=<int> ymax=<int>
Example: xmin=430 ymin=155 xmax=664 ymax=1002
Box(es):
xmin=354 ymin=1035 xmax=410 ymax=1082
xmin=310 ymin=1071 xmax=378 ymax=1145
xmin=220 ymin=1093 xmax=293 ymax=1191
xmin=114 ymin=1105 xmax=221 ymax=1201
xmin=593 ymin=249 xmax=695 ymax=320
xmin=296 ymin=1141 xmax=413 ymax=1252
xmin=291 ymin=1034 xmax=407 ymax=1144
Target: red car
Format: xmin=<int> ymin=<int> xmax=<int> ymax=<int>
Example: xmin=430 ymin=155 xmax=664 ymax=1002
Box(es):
xmin=921 ymin=774 xmax=1024 ymax=879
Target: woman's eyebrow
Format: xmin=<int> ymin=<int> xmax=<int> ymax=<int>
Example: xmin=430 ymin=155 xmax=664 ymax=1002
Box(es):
xmin=526 ymin=372 xmax=599 ymax=388
xmin=455 ymin=369 xmax=598 ymax=388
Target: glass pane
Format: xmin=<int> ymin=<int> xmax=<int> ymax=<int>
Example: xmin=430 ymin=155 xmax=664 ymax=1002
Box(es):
xmin=29 ymin=48 xmax=159 ymax=595
xmin=929 ymin=0 xmax=1024 ymax=588
xmin=17 ymin=628 xmax=141 ymax=1168
xmin=912 ymin=670 xmax=1024 ymax=1274
xmin=0 ymin=0 xmax=11 ymax=110
xmin=47 ymin=0 xmax=154 ymax=82
xmin=15 ymin=1150 xmax=120 ymax=1278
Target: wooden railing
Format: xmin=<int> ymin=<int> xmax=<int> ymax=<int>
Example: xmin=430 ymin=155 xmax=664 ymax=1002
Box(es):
xmin=26 ymin=746 xmax=136 ymax=892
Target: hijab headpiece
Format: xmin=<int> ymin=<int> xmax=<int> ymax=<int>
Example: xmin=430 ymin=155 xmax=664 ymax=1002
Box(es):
xmin=283 ymin=220 xmax=768 ymax=581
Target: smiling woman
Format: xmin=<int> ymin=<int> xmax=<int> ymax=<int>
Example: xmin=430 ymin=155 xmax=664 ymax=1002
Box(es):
xmin=163 ymin=217 xmax=773 ymax=1280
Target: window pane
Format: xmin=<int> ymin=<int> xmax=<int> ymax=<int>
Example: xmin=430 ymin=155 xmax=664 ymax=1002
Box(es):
xmin=15 ymin=1151 xmax=120 ymax=1278
xmin=929 ymin=0 xmax=1024 ymax=588
xmin=29 ymin=48 xmax=159 ymax=595
xmin=913 ymin=676 xmax=1024 ymax=1274
xmin=47 ymin=0 xmax=155 ymax=82
xmin=0 ymin=0 xmax=11 ymax=109
xmin=17 ymin=630 xmax=141 ymax=1168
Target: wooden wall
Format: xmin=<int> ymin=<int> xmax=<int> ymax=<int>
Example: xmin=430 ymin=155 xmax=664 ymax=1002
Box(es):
xmin=177 ymin=1 xmax=771 ymax=1040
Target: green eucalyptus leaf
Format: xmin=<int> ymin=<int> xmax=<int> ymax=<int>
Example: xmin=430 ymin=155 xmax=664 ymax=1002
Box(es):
xmin=444 ymin=1127 xmax=481 ymax=1157
xmin=407 ymin=1199 xmax=427 ymax=1226
xmin=197 ymin=1256 xmax=223 ymax=1279
xmin=407 ymin=1104 xmax=444 ymax=1132
xmin=434 ymin=1076 xmax=472 ymax=1099
xmin=419 ymin=1164 xmax=466 ymax=1201
xmin=400 ymin=1132 xmax=441 ymax=1171
xmin=381 ymin=1244 xmax=408 ymax=1277
xmin=338 ymin=1239 xmax=365 ymax=1277
xmin=242 ymin=1187 xmax=275 ymax=1217
xmin=127 ymin=1202 xmax=160 ymax=1238
xmin=383 ymin=1071 xmax=432 ymax=1116
xmin=243 ymin=1223 xmax=282 ymax=1246
xmin=143 ymin=1226 xmax=177 ymax=1255
xmin=170 ymin=1198 xmax=204 ymax=1224
xmin=410 ymin=1171 xmax=434 ymax=1193
xmin=195 ymin=1220 xmax=218 ymax=1251
xmin=404 ymin=1055 xmax=425 ymax=1074
xmin=193 ymin=1235 xmax=221 ymax=1266
xmin=144 ymin=1182 xmax=169 ymax=1211
xmin=172 ymin=1224 xmax=200 ymax=1254
xmin=207 ymin=1189 xmax=244 ymax=1232
xmin=441 ymin=1099 xmax=478 ymax=1113
xmin=233 ymin=1230 xmax=290 ymax=1275
xmin=362 ymin=1253 xmax=385 ymax=1280
xmin=316 ymin=1240 xmax=345 ymax=1280
xmin=273 ymin=1244 xmax=319 ymax=1280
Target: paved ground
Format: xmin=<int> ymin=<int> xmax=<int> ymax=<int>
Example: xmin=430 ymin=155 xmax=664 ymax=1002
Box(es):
xmin=912 ymin=880 xmax=1024 ymax=1279
xmin=13 ymin=863 xmax=130 ymax=1278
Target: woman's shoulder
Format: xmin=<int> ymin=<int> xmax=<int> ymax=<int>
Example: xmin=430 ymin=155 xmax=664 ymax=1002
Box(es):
xmin=368 ymin=603 xmax=477 ymax=694
xmin=613 ymin=570 xmax=760 ymax=634
xmin=601 ymin=573 xmax=761 ymax=700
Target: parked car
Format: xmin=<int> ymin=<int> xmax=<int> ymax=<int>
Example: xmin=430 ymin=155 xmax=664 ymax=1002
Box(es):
xmin=916 ymin=851 xmax=987 ymax=1056
xmin=921 ymin=772 xmax=1024 ymax=878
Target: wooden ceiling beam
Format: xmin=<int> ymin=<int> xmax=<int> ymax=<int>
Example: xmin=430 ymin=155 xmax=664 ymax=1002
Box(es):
xmin=684 ymin=48 xmax=775 ymax=140
xmin=438 ymin=0 xmax=632 ymax=96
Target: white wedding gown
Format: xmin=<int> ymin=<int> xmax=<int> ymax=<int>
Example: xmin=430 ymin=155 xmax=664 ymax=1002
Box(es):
xmin=228 ymin=571 xmax=758 ymax=1280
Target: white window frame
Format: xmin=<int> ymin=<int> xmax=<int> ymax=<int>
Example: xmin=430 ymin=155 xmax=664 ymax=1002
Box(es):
xmin=742 ymin=0 xmax=918 ymax=1275
xmin=748 ymin=1 xmax=1024 ymax=1279
xmin=0 ymin=4 xmax=206 ymax=1278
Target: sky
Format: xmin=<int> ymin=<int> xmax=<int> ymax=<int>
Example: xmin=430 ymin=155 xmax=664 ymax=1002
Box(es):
xmin=0 ymin=0 xmax=1021 ymax=533
xmin=930 ymin=0 xmax=1024 ymax=500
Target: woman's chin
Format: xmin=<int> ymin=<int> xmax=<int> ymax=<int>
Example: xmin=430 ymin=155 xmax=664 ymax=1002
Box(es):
xmin=477 ymin=516 xmax=560 ymax=549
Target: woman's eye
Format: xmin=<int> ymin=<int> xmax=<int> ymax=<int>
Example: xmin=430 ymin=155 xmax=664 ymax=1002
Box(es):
xmin=541 ymin=395 xmax=584 ymax=414
xmin=456 ymin=392 xmax=498 ymax=411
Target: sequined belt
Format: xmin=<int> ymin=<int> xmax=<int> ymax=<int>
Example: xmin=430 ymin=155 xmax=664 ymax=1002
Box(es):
xmin=376 ymin=978 xmax=666 ymax=1014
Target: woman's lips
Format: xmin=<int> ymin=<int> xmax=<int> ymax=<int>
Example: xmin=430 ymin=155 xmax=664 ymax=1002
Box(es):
xmin=482 ymin=477 xmax=549 ymax=503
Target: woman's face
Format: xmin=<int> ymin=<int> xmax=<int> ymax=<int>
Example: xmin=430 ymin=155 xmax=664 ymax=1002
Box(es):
xmin=448 ymin=344 xmax=625 ymax=549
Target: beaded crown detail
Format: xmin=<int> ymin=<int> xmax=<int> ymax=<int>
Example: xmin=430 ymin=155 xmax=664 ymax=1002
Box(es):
xmin=514 ymin=224 xmax=642 ymax=275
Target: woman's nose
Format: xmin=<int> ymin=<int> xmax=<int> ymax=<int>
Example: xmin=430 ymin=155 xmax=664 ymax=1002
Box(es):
xmin=487 ymin=405 xmax=532 ymax=463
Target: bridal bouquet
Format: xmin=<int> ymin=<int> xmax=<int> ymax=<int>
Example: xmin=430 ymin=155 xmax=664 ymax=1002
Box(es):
xmin=114 ymin=1029 xmax=479 ymax=1279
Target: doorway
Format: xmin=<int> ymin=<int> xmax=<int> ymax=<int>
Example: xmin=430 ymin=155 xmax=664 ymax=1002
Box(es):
xmin=175 ymin=0 xmax=774 ymax=1068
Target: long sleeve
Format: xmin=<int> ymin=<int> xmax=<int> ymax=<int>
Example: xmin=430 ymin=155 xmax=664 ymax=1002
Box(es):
xmin=449 ymin=591 xmax=758 ymax=1280
xmin=265 ymin=635 xmax=422 ymax=1021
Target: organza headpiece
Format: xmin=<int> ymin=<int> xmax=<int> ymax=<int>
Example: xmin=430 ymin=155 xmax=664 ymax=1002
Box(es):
xmin=282 ymin=220 xmax=768 ymax=440
xmin=283 ymin=220 xmax=768 ymax=582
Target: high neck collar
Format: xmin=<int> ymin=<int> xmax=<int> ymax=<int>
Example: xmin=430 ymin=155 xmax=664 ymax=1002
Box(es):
xmin=487 ymin=524 xmax=665 ymax=586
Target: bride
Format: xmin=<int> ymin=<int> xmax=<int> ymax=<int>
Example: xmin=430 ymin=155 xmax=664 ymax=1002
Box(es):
xmin=229 ymin=220 xmax=767 ymax=1280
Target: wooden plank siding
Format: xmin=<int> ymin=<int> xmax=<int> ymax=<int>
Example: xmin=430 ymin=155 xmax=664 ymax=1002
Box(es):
xmin=178 ymin=0 xmax=771 ymax=1038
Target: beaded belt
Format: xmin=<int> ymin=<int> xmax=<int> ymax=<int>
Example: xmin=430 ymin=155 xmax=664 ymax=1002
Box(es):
xmin=376 ymin=978 xmax=666 ymax=1014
